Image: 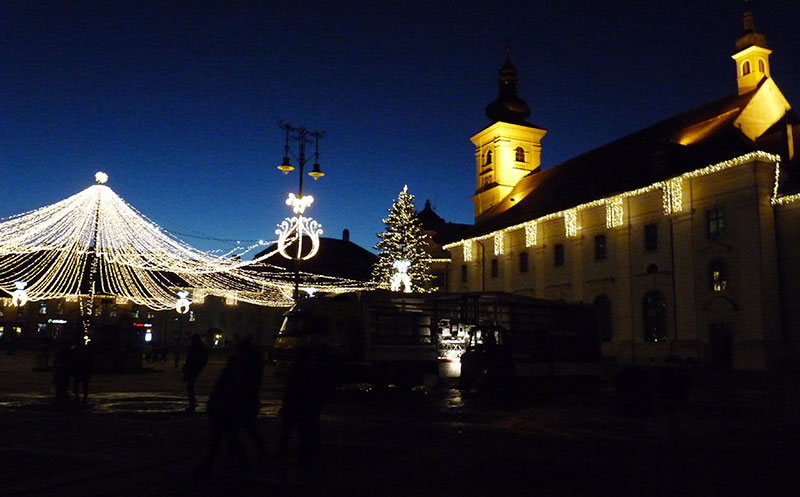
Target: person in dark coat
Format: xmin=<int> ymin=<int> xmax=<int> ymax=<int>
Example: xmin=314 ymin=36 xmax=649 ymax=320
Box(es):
xmin=278 ymin=338 xmax=333 ymax=473
xmin=52 ymin=343 xmax=73 ymax=406
xmin=197 ymin=336 xmax=266 ymax=475
xmin=71 ymin=341 xmax=94 ymax=403
xmin=182 ymin=334 xmax=209 ymax=412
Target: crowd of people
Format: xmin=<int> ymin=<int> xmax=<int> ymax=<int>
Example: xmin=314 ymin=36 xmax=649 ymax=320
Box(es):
xmin=194 ymin=334 xmax=334 ymax=478
xmin=52 ymin=340 xmax=95 ymax=405
xmin=39 ymin=330 xmax=334 ymax=478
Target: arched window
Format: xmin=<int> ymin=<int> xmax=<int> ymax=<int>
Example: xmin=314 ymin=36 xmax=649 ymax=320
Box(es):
xmin=742 ymin=60 xmax=751 ymax=76
xmin=484 ymin=150 xmax=493 ymax=166
xmin=709 ymin=259 xmax=728 ymax=292
xmin=594 ymin=295 xmax=613 ymax=342
xmin=758 ymin=59 xmax=765 ymax=73
xmin=515 ymin=147 xmax=525 ymax=162
xmin=643 ymin=291 xmax=667 ymax=342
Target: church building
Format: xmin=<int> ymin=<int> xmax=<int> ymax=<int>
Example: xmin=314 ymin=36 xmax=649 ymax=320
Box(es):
xmin=439 ymin=11 xmax=800 ymax=371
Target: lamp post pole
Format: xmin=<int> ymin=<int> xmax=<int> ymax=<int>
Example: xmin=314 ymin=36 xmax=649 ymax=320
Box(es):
xmin=277 ymin=122 xmax=325 ymax=300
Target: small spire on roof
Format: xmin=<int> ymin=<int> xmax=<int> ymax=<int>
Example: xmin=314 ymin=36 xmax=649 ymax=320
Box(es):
xmin=484 ymin=46 xmax=531 ymax=125
xmin=736 ymin=2 xmax=768 ymax=51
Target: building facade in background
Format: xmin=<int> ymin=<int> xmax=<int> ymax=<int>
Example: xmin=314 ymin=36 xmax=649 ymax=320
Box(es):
xmin=439 ymin=11 xmax=800 ymax=370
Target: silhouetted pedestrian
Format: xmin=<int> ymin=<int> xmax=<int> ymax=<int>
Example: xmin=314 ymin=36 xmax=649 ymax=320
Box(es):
xmin=235 ymin=336 xmax=266 ymax=464
xmin=182 ymin=334 xmax=208 ymax=412
xmin=278 ymin=338 xmax=333 ymax=474
xmin=52 ymin=343 xmax=72 ymax=405
xmin=71 ymin=341 xmax=94 ymax=403
xmin=37 ymin=336 xmax=52 ymax=369
xmin=197 ymin=336 xmax=266 ymax=475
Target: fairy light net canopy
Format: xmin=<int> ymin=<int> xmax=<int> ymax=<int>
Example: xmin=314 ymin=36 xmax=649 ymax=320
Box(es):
xmin=0 ymin=173 xmax=367 ymax=309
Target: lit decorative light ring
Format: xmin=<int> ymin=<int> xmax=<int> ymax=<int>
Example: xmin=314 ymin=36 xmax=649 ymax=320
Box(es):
xmin=275 ymin=215 xmax=323 ymax=261
xmin=175 ymin=290 xmax=191 ymax=314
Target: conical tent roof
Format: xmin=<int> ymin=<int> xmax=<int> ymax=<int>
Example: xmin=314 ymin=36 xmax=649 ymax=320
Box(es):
xmin=0 ymin=174 xmax=363 ymax=309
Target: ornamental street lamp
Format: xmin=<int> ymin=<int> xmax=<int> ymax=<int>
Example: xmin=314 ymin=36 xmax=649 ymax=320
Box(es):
xmin=275 ymin=122 xmax=325 ymax=300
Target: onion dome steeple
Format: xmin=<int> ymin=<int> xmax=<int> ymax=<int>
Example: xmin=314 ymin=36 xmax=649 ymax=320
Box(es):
xmin=485 ymin=49 xmax=531 ymax=125
xmin=735 ymin=8 xmax=768 ymax=52
xmin=732 ymin=6 xmax=772 ymax=95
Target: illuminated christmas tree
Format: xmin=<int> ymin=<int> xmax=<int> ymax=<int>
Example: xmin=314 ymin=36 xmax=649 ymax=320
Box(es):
xmin=372 ymin=186 xmax=434 ymax=292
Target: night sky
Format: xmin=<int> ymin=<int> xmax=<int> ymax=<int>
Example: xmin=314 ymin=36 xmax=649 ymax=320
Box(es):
xmin=2 ymin=1 xmax=799 ymax=255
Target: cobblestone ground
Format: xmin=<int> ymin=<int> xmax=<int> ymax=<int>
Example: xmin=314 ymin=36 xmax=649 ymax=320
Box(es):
xmin=1 ymin=349 xmax=799 ymax=497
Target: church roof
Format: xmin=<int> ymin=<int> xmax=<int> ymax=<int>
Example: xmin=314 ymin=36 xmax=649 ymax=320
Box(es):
xmin=453 ymin=83 xmax=799 ymax=240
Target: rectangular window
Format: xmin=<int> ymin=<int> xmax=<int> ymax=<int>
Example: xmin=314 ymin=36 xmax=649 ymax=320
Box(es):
xmin=491 ymin=258 xmax=499 ymax=278
xmin=594 ymin=235 xmax=606 ymax=261
xmin=554 ymin=244 xmax=564 ymax=266
xmin=519 ymin=252 xmax=529 ymax=273
xmin=707 ymin=207 xmax=725 ymax=241
xmin=460 ymin=264 xmax=468 ymax=283
xmin=644 ymin=223 xmax=658 ymax=251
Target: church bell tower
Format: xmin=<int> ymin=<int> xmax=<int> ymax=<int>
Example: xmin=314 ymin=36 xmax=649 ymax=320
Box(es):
xmin=470 ymin=53 xmax=546 ymax=220
xmin=732 ymin=9 xmax=771 ymax=95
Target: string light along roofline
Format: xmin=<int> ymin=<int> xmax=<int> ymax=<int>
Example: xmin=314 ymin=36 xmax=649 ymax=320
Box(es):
xmin=443 ymin=151 xmax=782 ymax=251
xmin=0 ymin=172 xmax=369 ymax=309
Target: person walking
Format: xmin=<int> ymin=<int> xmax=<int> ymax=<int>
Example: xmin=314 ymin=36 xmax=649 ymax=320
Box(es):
xmin=278 ymin=337 xmax=333 ymax=474
xmin=182 ymin=334 xmax=209 ymax=412
xmin=71 ymin=340 xmax=94 ymax=403
xmin=52 ymin=342 xmax=73 ymax=406
xmin=197 ymin=335 xmax=266 ymax=475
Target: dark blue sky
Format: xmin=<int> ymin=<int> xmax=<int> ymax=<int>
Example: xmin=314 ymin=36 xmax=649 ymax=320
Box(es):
xmin=2 ymin=1 xmax=799 ymax=254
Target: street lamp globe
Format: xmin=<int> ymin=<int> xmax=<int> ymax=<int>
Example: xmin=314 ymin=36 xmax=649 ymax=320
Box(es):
xmin=308 ymin=162 xmax=324 ymax=180
xmin=278 ymin=156 xmax=294 ymax=174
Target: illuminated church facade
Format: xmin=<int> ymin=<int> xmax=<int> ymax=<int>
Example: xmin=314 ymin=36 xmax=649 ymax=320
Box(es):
xmin=440 ymin=11 xmax=800 ymax=370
